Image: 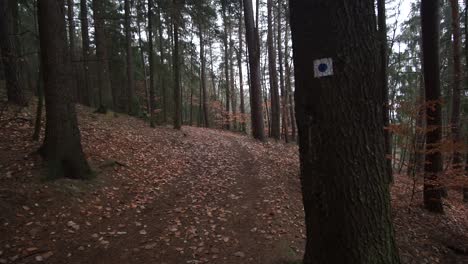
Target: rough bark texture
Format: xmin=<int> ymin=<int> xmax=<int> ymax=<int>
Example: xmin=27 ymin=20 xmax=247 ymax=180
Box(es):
xmin=80 ymin=0 xmax=92 ymax=106
xmin=125 ymin=0 xmax=137 ymax=115
xmin=290 ymin=1 xmax=400 ymax=263
xmin=449 ymin=0 xmax=462 ymax=167
xmin=148 ymin=0 xmax=156 ymax=127
xmin=421 ymin=0 xmax=444 ymax=213
xmin=267 ymin=0 xmax=280 ymax=140
xmin=243 ymin=0 xmax=265 ymax=141
xmin=0 ymin=0 xmax=28 ymax=106
xmin=173 ymin=0 xmax=182 ymax=130
xmin=38 ymin=0 xmax=91 ymax=179
xmin=92 ymin=0 xmax=113 ymax=111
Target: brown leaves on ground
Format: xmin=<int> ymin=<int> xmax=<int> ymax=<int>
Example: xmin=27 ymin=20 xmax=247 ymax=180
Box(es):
xmin=0 ymin=102 xmax=467 ymax=264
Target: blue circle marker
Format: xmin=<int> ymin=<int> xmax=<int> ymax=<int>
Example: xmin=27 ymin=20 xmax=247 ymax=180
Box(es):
xmin=318 ymin=63 xmax=328 ymax=73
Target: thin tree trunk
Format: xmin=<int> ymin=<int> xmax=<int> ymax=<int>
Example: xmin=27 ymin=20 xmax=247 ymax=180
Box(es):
xmin=38 ymin=0 xmax=91 ymax=179
xmin=148 ymin=0 xmax=156 ymax=127
xmin=464 ymin=0 xmax=468 ymax=202
xmin=267 ymin=0 xmax=280 ymax=139
xmin=284 ymin=13 xmax=296 ymax=141
xmin=92 ymin=0 xmax=113 ymax=112
xmin=421 ymin=0 xmax=444 ymax=213
xmin=199 ymin=24 xmax=209 ymax=127
xmin=0 ymin=0 xmax=28 ymax=106
xmin=377 ymin=0 xmax=393 ymax=182
xmin=67 ymin=0 xmax=79 ymax=102
xmin=172 ymin=0 xmax=181 ymax=130
xmin=136 ymin=3 xmax=150 ymax=116
xmin=125 ymin=0 xmax=137 ymax=115
xmin=290 ymin=1 xmax=401 ymax=262
xmin=156 ymin=6 xmax=167 ymax=123
xmin=221 ymin=0 xmax=231 ymax=130
xmin=243 ymin=0 xmax=265 ymax=141
xmin=449 ymin=0 xmax=463 ymax=168
xmin=238 ymin=0 xmax=246 ymax=133
xmin=80 ymin=0 xmax=92 ymax=106
xmin=277 ymin=0 xmax=287 ymax=142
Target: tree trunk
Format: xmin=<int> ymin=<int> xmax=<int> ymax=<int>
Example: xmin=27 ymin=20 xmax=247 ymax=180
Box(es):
xmin=156 ymin=6 xmax=167 ymax=123
xmin=136 ymin=3 xmax=150 ymax=116
xmin=221 ymin=0 xmax=231 ymax=130
xmin=92 ymin=0 xmax=113 ymax=112
xmin=148 ymin=0 xmax=156 ymax=127
xmin=290 ymin=1 xmax=401 ymax=263
xmin=464 ymin=0 xmax=468 ymax=203
xmin=199 ymin=24 xmax=210 ymax=128
xmin=377 ymin=0 xmax=393 ymax=183
xmin=229 ymin=24 xmax=237 ymax=131
xmin=238 ymin=0 xmax=246 ymax=133
xmin=172 ymin=0 xmax=181 ymax=130
xmin=0 ymin=0 xmax=28 ymax=106
xmin=125 ymin=0 xmax=137 ymax=115
xmin=37 ymin=0 xmax=91 ymax=179
xmin=243 ymin=0 xmax=265 ymax=141
xmin=267 ymin=0 xmax=280 ymax=140
xmin=449 ymin=0 xmax=462 ymax=168
xmin=421 ymin=0 xmax=444 ymax=213
xmin=80 ymin=0 xmax=92 ymax=106
xmin=284 ymin=13 xmax=296 ymax=141
xmin=277 ymin=1 xmax=288 ymax=143
xmin=67 ymin=0 xmax=79 ymax=102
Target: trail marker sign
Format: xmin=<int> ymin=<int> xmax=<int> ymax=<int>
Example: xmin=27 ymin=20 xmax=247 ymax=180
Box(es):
xmin=313 ymin=58 xmax=333 ymax=78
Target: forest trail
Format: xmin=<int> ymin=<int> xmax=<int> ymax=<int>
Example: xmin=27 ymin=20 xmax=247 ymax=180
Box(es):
xmin=1 ymin=104 xmax=467 ymax=264
xmin=0 ymin=105 xmax=305 ymax=264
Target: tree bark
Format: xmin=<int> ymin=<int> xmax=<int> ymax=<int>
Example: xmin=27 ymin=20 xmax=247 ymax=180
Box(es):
xmin=80 ymin=0 xmax=92 ymax=106
xmin=464 ymin=0 xmax=468 ymax=203
xmin=156 ymin=6 xmax=167 ymax=123
xmin=277 ymin=0 xmax=288 ymax=143
xmin=67 ymin=0 xmax=79 ymax=102
xmin=238 ymin=0 xmax=246 ymax=133
xmin=243 ymin=0 xmax=265 ymax=141
xmin=267 ymin=0 xmax=280 ymax=140
xmin=172 ymin=0 xmax=182 ymax=130
xmin=221 ymin=0 xmax=231 ymax=130
xmin=421 ymin=0 xmax=444 ymax=213
xmin=290 ymin=1 xmax=401 ymax=263
xmin=125 ymin=0 xmax=137 ymax=115
xmin=92 ymin=0 xmax=113 ymax=112
xmin=284 ymin=12 xmax=296 ymax=141
xmin=37 ymin=0 xmax=91 ymax=179
xmin=148 ymin=0 xmax=156 ymax=127
xmin=0 ymin=0 xmax=28 ymax=106
xmin=377 ymin=0 xmax=393 ymax=183
xmin=449 ymin=0 xmax=462 ymax=168
xmin=199 ymin=24 xmax=210 ymax=128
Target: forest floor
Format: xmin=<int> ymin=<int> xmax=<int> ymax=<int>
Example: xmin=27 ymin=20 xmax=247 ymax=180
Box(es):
xmin=0 ymin=102 xmax=467 ymax=264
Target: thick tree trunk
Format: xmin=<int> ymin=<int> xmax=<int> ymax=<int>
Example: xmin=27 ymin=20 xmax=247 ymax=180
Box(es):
xmin=449 ymin=0 xmax=463 ymax=168
xmin=0 ymin=0 xmax=28 ymax=106
xmin=80 ymin=0 xmax=92 ymax=106
xmin=237 ymin=1 xmax=246 ymax=133
xmin=267 ymin=0 xmax=280 ymax=140
xmin=290 ymin=1 xmax=400 ymax=263
xmin=421 ymin=0 xmax=444 ymax=213
xmin=92 ymin=0 xmax=113 ymax=112
xmin=125 ymin=0 xmax=137 ymax=115
xmin=38 ymin=0 xmax=91 ymax=179
xmin=172 ymin=0 xmax=181 ymax=130
xmin=148 ymin=0 xmax=156 ymax=127
xmin=243 ymin=0 xmax=265 ymax=141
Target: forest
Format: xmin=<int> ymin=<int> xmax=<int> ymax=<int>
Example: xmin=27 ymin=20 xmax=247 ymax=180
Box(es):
xmin=0 ymin=0 xmax=467 ymax=263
